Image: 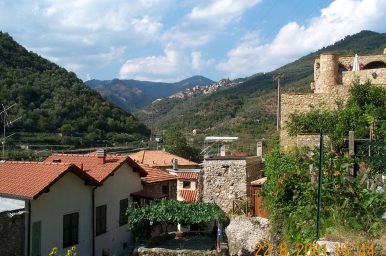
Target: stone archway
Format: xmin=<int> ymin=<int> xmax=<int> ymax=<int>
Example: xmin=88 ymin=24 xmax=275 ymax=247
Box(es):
xmin=363 ymin=61 xmax=386 ymax=70
xmin=338 ymin=63 xmax=348 ymax=74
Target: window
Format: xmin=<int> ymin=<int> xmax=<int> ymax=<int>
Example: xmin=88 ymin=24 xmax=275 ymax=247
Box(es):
xmin=162 ymin=184 xmax=169 ymax=196
xmin=183 ymin=180 xmax=191 ymax=189
xmin=32 ymin=221 xmax=41 ymax=256
xmin=96 ymin=205 xmax=107 ymax=236
xmin=119 ymin=198 xmax=128 ymax=226
xmin=63 ymin=212 xmax=79 ymax=248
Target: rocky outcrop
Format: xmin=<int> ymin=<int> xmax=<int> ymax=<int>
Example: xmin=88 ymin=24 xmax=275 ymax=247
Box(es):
xmin=225 ymin=216 xmax=269 ymax=256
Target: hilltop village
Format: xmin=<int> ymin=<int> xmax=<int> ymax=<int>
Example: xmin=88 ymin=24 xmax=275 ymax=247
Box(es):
xmin=0 ymin=28 xmax=385 ymax=256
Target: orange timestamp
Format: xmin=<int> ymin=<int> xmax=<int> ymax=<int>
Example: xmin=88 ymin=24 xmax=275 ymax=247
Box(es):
xmin=255 ymin=241 xmax=375 ymax=256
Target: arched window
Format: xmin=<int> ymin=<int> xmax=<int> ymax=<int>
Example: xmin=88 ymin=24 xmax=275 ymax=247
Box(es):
xmin=363 ymin=61 xmax=386 ymax=70
xmin=338 ymin=64 xmax=348 ymax=74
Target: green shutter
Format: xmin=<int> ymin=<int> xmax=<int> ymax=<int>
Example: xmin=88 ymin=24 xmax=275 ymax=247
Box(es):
xmin=119 ymin=199 xmax=128 ymax=226
xmin=32 ymin=221 xmax=41 ymax=256
xmin=96 ymin=205 xmax=107 ymax=235
xmin=63 ymin=212 xmax=79 ymax=248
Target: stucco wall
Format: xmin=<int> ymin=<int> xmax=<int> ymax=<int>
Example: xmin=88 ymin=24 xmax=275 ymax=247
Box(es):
xmin=94 ymin=163 xmax=143 ymax=256
xmin=201 ymin=157 xmax=262 ymax=213
xmin=31 ymin=172 xmax=93 ymax=256
xmin=177 ymin=180 xmax=197 ymax=190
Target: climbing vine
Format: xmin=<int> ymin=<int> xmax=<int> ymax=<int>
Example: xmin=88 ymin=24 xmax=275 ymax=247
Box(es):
xmin=126 ymin=199 xmax=229 ymax=239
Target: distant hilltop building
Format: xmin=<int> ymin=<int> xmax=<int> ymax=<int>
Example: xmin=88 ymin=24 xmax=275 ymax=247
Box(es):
xmin=281 ymin=50 xmax=386 ymax=149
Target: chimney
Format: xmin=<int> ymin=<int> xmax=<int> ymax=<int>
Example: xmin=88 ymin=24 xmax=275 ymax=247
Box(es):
xmin=220 ymin=145 xmax=228 ymax=156
xmin=172 ymin=159 xmax=178 ymax=171
xmin=96 ymin=149 xmax=106 ymax=164
xmin=256 ymin=141 xmax=263 ymax=158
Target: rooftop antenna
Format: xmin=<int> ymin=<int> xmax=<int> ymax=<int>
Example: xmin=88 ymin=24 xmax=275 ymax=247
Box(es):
xmin=273 ymin=73 xmax=284 ymax=131
xmin=1 ymin=103 xmax=21 ymax=160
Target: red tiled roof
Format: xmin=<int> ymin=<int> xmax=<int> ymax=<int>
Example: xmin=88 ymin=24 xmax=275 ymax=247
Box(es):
xmin=129 ymin=150 xmax=198 ymax=167
xmin=0 ymin=161 xmax=98 ymax=200
xmin=179 ymin=189 xmax=198 ymax=202
xmin=45 ymin=153 xmax=147 ymax=183
xmin=131 ymin=189 xmax=168 ymax=199
xmin=177 ymin=172 xmax=198 ymax=180
xmin=140 ymin=165 xmax=176 ymax=184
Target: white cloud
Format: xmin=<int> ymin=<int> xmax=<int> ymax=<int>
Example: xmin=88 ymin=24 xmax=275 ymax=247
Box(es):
xmin=119 ymin=48 xmax=214 ymax=81
xmin=0 ymin=0 xmax=170 ymax=77
xmin=119 ymin=47 xmax=183 ymax=81
xmin=218 ymin=0 xmax=386 ymax=78
xmin=163 ymin=0 xmax=262 ymax=48
xmin=189 ymin=0 xmax=262 ymax=24
xmin=191 ymin=51 xmax=214 ymax=70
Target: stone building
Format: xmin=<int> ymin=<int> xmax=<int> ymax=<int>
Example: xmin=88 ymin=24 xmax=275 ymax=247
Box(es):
xmin=0 ymin=206 xmax=25 ymax=256
xmin=280 ymin=51 xmax=386 ymax=149
xmin=201 ymin=156 xmax=263 ymax=213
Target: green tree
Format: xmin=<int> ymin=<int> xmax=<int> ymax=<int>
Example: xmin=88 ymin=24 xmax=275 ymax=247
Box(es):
xmin=163 ymin=129 xmax=202 ymax=162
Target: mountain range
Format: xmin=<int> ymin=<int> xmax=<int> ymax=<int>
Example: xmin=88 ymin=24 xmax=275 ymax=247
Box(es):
xmin=86 ymin=76 xmax=213 ymax=112
xmin=1 ymin=30 xmax=384 ymax=155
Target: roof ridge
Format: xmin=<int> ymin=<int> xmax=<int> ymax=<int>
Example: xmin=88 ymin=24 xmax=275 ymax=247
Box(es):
xmin=51 ymin=153 xmax=96 ymax=157
xmin=1 ymin=161 xmax=71 ymax=166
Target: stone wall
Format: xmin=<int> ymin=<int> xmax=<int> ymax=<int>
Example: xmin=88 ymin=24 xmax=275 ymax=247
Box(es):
xmin=137 ymin=248 xmax=217 ymax=256
xmin=225 ymin=216 xmax=269 ymax=256
xmin=281 ymin=51 xmax=385 ymax=149
xmin=0 ymin=210 xmax=25 ymax=256
xmin=143 ymin=180 xmax=177 ymax=200
xmin=342 ymin=68 xmax=386 ymax=86
xmin=280 ymin=90 xmax=348 ymax=150
xmin=296 ymin=134 xmax=330 ymax=150
xmin=201 ymin=157 xmax=262 ymax=213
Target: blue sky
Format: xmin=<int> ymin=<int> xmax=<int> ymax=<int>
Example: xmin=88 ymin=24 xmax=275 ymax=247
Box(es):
xmin=0 ymin=0 xmax=385 ymax=82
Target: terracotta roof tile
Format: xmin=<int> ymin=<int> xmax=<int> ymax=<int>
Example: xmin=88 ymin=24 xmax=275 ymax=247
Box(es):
xmin=129 ymin=150 xmax=198 ymax=168
xmin=179 ymin=189 xmax=198 ymax=202
xmin=140 ymin=165 xmax=176 ymax=184
xmin=177 ymin=172 xmax=198 ymax=180
xmin=44 ymin=153 xmax=147 ymax=183
xmin=0 ymin=161 xmax=97 ymax=199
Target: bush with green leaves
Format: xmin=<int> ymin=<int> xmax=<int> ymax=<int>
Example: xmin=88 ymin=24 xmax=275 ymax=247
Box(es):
xmin=263 ymin=143 xmax=386 ymax=246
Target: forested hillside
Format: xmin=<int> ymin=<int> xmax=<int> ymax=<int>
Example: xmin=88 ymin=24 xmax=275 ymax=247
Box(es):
xmin=138 ymin=30 xmax=386 ymax=153
xmin=0 ymin=32 xmax=150 ymax=147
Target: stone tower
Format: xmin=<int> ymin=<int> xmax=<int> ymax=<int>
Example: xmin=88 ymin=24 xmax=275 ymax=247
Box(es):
xmin=314 ymin=53 xmax=339 ymax=93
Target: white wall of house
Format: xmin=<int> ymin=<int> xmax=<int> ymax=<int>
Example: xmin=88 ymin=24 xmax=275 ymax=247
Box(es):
xmin=30 ymin=172 xmax=93 ymax=256
xmin=94 ymin=163 xmax=143 ymax=256
xmin=177 ymin=179 xmax=197 ymax=190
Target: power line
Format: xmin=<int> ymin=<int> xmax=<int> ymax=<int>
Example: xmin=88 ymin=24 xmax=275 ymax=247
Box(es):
xmin=1 ymin=103 xmax=21 ymax=160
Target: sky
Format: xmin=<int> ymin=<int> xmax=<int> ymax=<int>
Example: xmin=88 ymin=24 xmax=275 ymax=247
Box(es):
xmin=0 ymin=0 xmax=385 ymax=82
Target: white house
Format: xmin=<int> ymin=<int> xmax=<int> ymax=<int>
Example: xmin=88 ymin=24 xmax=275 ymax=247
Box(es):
xmin=44 ymin=150 xmax=148 ymax=256
xmin=0 ymin=161 xmax=98 ymax=256
xmin=0 ymin=150 xmax=151 ymax=256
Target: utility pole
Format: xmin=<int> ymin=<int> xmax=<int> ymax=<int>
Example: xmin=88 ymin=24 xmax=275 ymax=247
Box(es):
xmin=274 ymin=73 xmax=284 ymax=131
xmin=316 ymin=129 xmax=324 ymax=239
xmin=0 ymin=103 xmax=20 ymax=160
